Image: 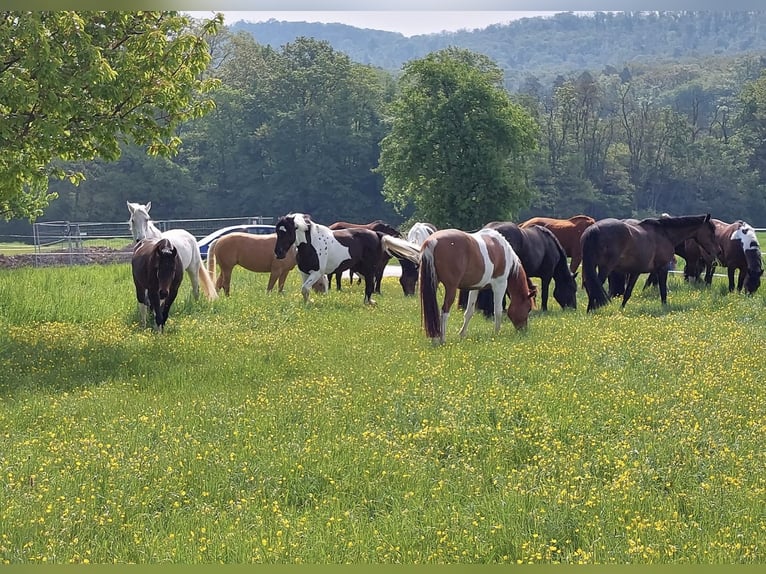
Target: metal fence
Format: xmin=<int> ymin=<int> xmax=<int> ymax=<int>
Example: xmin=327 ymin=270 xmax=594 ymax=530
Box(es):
xmin=0 ymin=216 xmax=274 ymax=268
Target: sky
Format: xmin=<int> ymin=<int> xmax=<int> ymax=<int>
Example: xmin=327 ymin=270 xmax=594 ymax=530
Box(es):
xmin=184 ymin=11 xmax=563 ymax=37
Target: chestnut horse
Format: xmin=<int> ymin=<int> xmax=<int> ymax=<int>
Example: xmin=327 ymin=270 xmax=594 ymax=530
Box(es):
xmin=520 ymin=215 xmax=595 ymax=284
xmin=327 ymin=220 xmax=401 ymax=294
xmin=381 ymin=229 xmax=536 ymax=344
xmin=581 ymin=214 xmax=717 ymax=312
xmin=206 ymin=232 xmax=297 ymax=295
xmin=703 ymin=219 xmax=763 ymax=294
xmin=131 ymin=238 xmax=183 ymax=332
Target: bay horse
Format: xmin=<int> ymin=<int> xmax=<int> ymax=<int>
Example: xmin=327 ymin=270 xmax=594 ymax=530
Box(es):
xmin=520 ymin=214 xmax=595 ymax=285
xmin=127 ymin=201 xmax=217 ymax=301
xmin=274 ymin=213 xmax=384 ymax=305
xmin=703 ymin=219 xmax=763 ymax=294
xmin=465 ymin=221 xmax=577 ymax=314
xmin=327 ymin=220 xmax=401 ymax=294
xmin=381 ymin=229 xmax=536 ymax=344
xmin=131 ymin=238 xmax=183 ymax=332
xmin=581 ymin=214 xmax=717 ymax=312
xmin=206 ymin=232 xmax=297 ymax=295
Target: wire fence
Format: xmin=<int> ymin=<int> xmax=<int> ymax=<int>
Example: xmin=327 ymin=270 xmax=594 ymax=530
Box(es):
xmin=0 ymin=216 xmax=275 ymax=268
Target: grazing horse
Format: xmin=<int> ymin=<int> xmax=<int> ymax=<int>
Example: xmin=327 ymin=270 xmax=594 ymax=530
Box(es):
xmin=131 ymin=238 xmax=183 ymax=332
xmin=581 ymin=214 xmax=717 ymax=312
xmin=327 ymin=220 xmax=401 ymax=294
xmin=127 ymin=201 xmax=217 ymax=301
xmin=520 ymin=215 xmax=595 ymax=285
xmin=703 ymin=219 xmax=763 ymax=294
xmin=381 ymin=229 xmax=536 ymax=344
xmin=464 ymin=222 xmax=577 ymax=315
xmin=206 ymin=233 xmax=297 ymax=295
xmin=274 ymin=213 xmax=383 ymax=305
xmin=397 ymin=222 xmax=437 ymax=296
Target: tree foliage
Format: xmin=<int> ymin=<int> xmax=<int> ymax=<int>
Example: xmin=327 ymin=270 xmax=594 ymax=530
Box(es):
xmin=377 ymin=48 xmax=538 ymax=229
xmin=0 ymin=11 xmax=222 ymax=220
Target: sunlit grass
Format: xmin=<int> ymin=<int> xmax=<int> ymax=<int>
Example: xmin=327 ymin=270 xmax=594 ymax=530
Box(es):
xmin=0 ymin=264 xmax=764 ymax=563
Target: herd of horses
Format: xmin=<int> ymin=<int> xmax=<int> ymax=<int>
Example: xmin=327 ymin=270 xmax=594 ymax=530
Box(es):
xmin=127 ymin=201 xmax=763 ymax=343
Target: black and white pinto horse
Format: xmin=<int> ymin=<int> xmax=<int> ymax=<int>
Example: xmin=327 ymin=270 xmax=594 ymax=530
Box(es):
xmin=274 ymin=213 xmax=384 ymax=305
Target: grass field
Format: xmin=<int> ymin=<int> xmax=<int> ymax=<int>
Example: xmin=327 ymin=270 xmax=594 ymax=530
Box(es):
xmin=0 ymin=262 xmax=765 ymax=564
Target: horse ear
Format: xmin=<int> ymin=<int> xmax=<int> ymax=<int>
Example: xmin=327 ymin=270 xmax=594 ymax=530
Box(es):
xmin=303 ymin=214 xmax=312 ymax=226
xmin=127 ymin=201 xmax=134 ymax=213
xmin=146 ymin=201 xmax=151 ymax=212
xmin=704 ymin=213 xmax=711 ymax=222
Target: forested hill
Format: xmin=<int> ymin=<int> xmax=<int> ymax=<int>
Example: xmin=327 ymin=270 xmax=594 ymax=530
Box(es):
xmin=233 ymin=11 xmax=766 ymax=90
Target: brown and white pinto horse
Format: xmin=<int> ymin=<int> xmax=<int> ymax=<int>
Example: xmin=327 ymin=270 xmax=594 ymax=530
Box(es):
xmin=206 ymin=233 xmax=296 ymax=295
xmin=131 ymin=238 xmax=183 ymax=332
xmin=382 ymin=229 xmax=536 ymax=344
xmin=520 ymin=215 xmax=595 ymax=285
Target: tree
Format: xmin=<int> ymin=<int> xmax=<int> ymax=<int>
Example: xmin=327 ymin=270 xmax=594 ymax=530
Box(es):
xmin=377 ymin=48 xmax=538 ymax=230
xmin=0 ymin=11 xmax=222 ymax=220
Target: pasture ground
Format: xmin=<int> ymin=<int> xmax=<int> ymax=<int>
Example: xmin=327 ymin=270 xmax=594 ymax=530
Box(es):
xmin=0 ymin=262 xmax=765 ymax=564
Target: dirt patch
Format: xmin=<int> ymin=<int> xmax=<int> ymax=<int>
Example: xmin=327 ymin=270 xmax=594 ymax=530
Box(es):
xmin=0 ymin=246 xmax=134 ymax=269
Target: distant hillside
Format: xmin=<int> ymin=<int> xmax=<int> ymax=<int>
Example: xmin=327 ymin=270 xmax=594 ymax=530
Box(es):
xmin=232 ymin=11 xmax=766 ymax=90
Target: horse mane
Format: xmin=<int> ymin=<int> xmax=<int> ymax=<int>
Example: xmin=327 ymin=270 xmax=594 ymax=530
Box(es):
xmin=536 ymin=225 xmax=569 ymax=271
xmin=288 ymin=213 xmax=311 ymax=233
xmin=641 ymin=213 xmax=710 ymax=228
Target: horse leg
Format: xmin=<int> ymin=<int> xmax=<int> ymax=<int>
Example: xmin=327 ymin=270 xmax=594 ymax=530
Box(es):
xmin=439 ymin=286 xmax=458 ymax=344
xmin=621 ymin=273 xmax=641 ymax=308
xmin=458 ymin=290 xmax=479 ymax=339
xmin=656 ymin=268 xmax=669 ymax=305
xmin=266 ymin=269 xmax=279 ymax=292
xmin=728 ymin=268 xmax=736 ymax=292
xmin=220 ymin=267 xmax=232 ymax=296
xmin=362 ymin=271 xmax=376 ymax=305
xmin=148 ymin=291 xmax=163 ymax=331
xmin=540 ymin=277 xmax=551 ymax=311
xmin=736 ymin=268 xmax=745 ymax=292
xmin=186 ymin=266 xmax=200 ymax=300
xmin=302 ymin=271 xmax=326 ymax=302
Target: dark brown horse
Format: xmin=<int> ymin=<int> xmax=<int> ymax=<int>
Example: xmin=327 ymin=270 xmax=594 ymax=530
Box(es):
xmin=382 ymin=229 xmax=536 ymax=344
xmin=206 ymin=233 xmax=296 ymax=295
xmin=703 ymin=219 xmax=763 ymax=293
xmin=131 ymin=238 xmax=184 ymax=332
xmin=581 ymin=214 xmax=717 ymax=312
xmin=520 ymin=215 xmax=595 ymax=282
xmin=327 ymin=220 xmax=401 ymax=294
xmin=462 ymin=221 xmax=577 ymax=314
xmin=274 ymin=213 xmax=384 ymax=305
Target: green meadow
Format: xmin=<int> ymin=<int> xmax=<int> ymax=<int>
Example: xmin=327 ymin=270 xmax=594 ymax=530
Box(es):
xmin=0 ymin=262 xmax=764 ymax=564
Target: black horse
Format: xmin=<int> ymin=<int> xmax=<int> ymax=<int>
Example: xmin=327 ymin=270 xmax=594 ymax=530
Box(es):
xmin=582 ymin=214 xmax=718 ymax=312
xmin=459 ymin=221 xmax=577 ymax=316
xmin=327 ymin=220 xmax=402 ymax=294
xmin=131 ymin=238 xmax=183 ymax=332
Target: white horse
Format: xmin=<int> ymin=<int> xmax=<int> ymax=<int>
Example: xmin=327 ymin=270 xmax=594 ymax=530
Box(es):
xmin=127 ymin=201 xmax=218 ymax=301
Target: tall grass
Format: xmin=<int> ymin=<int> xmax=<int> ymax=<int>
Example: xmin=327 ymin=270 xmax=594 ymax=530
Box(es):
xmin=0 ymin=263 xmax=764 ymax=563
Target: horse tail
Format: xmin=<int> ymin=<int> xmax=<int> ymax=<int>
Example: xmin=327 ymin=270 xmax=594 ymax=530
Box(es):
xmin=195 ymin=247 xmax=218 ymax=301
xmin=206 ymin=239 xmax=218 ymax=284
xmin=381 ymin=235 xmax=421 ymax=265
xmin=419 ymin=242 xmax=441 ymax=339
xmin=581 ymin=227 xmax=609 ymax=312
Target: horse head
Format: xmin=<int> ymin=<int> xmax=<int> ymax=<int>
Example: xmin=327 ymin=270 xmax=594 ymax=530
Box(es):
xmin=398 ymin=258 xmax=419 ymax=296
xmin=127 ymin=201 xmax=153 ymax=241
xmin=155 ymin=239 xmax=179 ymax=300
xmin=553 ymin=269 xmax=578 ymax=310
xmin=733 ymin=223 xmax=763 ymax=294
xmin=274 ymin=213 xmax=311 ymax=259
